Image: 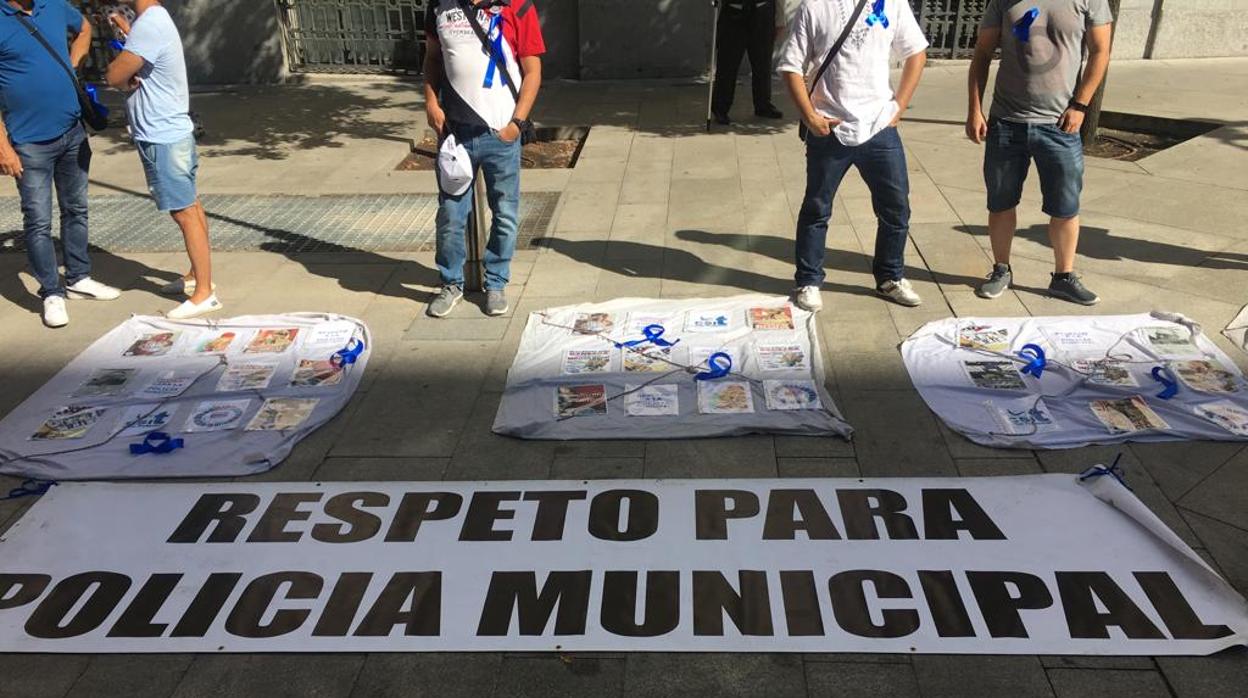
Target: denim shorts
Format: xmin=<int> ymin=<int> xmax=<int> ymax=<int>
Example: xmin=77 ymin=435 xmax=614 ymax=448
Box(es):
xmin=137 ymin=134 xmax=199 ymax=212
xmin=983 ymin=119 xmax=1084 ymax=219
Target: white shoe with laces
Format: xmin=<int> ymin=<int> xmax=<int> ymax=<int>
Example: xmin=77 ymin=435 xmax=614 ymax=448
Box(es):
xmin=794 ymin=285 xmax=823 ymax=312
xmin=167 ymin=294 xmax=223 ymax=320
xmin=42 ymin=296 xmax=69 ymax=328
xmin=878 ymin=278 xmax=922 ymax=307
xmin=65 ymin=277 xmax=121 ymax=300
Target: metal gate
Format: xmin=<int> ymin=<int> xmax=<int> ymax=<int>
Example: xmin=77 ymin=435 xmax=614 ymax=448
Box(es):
xmin=911 ymin=0 xmax=987 ymax=59
xmin=276 ymin=0 xmax=429 ymax=74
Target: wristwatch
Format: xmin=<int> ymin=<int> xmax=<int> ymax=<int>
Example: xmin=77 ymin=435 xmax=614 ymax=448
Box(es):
xmin=511 ymin=117 xmax=533 ymax=132
xmin=1067 ymin=99 xmax=1089 ymax=113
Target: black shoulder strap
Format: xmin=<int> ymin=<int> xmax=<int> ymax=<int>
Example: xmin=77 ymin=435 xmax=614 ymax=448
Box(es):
xmin=807 ymin=0 xmax=871 ymax=96
xmin=12 ymin=12 xmax=85 ymax=93
xmin=455 ymin=0 xmax=522 ymax=104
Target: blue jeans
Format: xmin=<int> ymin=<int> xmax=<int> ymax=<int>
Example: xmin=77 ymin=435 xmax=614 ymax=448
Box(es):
xmin=984 ymin=118 xmax=1084 ymax=219
xmin=14 ymin=123 xmax=92 ymax=299
xmin=795 ymin=126 xmax=910 ymax=288
xmin=435 ymin=123 xmax=522 ymax=291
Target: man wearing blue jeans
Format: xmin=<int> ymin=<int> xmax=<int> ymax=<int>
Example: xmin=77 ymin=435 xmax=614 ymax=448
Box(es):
xmin=423 ymin=0 xmax=545 ymax=318
xmin=967 ymin=0 xmax=1113 ymax=305
xmin=0 ymin=0 xmax=120 ymax=328
xmin=777 ymin=0 xmax=929 ymax=312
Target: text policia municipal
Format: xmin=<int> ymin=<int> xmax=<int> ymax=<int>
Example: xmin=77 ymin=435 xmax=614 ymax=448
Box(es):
xmin=0 ymin=487 xmax=1232 ymax=643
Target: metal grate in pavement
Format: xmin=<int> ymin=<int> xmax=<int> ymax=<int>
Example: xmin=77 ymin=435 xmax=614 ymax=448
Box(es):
xmin=0 ymin=192 xmax=560 ymax=254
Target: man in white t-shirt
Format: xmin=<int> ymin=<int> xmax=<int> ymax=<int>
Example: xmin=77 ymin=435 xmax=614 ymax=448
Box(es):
xmin=106 ymin=0 xmax=218 ymax=320
xmin=776 ymin=0 xmax=928 ymax=311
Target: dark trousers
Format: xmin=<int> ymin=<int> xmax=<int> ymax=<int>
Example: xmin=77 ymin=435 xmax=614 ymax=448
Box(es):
xmin=795 ymin=127 xmax=911 ymax=288
xmin=711 ymin=0 xmax=776 ymax=115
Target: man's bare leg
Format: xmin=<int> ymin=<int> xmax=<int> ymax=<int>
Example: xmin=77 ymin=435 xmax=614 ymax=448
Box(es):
xmin=171 ymin=200 xmax=213 ymax=304
xmin=987 ymin=208 xmax=1016 ymax=265
xmin=1048 ymin=214 xmax=1079 ymax=273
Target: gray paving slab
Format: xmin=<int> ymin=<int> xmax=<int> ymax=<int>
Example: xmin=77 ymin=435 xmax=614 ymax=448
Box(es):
xmin=777 ymin=457 xmax=861 ymax=478
xmin=643 ymin=436 xmax=778 ymax=479
xmin=350 ymin=653 xmax=502 ymax=698
xmin=1128 ymin=442 xmax=1245 ymax=501
xmin=837 ymin=391 xmax=958 ymax=477
xmin=311 ymin=456 xmax=450 ymax=482
xmin=495 ymin=655 xmax=625 ymax=698
xmin=804 ymin=660 xmax=921 ymax=698
xmin=1177 ymin=448 xmax=1248 ymax=531
xmin=0 ymin=654 xmax=90 ymax=698
xmin=622 ymin=653 xmax=805 ymax=697
xmin=912 ymin=655 xmax=1056 ymax=698
xmin=1157 ymin=649 xmax=1248 ymax=698
xmin=1045 ymin=668 xmax=1172 ymax=698
xmin=551 ymin=456 xmax=645 ymax=480
xmin=1180 ymin=510 xmax=1248 ymax=597
xmin=171 ymin=654 xmax=365 ymax=698
xmin=67 ymin=654 xmax=193 ymax=698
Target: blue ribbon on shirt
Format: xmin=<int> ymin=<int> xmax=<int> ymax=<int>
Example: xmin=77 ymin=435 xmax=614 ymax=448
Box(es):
xmin=616 ymin=324 xmax=680 ymax=350
xmin=1013 ymin=7 xmax=1040 ymax=42
xmin=331 ymin=338 xmax=366 ymax=368
xmin=483 ymin=14 xmax=510 ymax=89
xmin=864 ymin=0 xmax=889 ymax=28
xmin=694 ymin=352 xmax=734 ymax=381
xmin=129 ymin=432 xmax=184 ymax=456
xmin=1151 ymin=366 xmax=1179 ymax=400
xmin=1019 ymin=343 xmax=1047 ymax=379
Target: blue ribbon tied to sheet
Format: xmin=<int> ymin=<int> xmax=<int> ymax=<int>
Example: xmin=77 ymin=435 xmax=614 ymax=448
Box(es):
xmin=1013 ymin=7 xmax=1040 ymax=42
xmin=83 ymin=83 xmax=110 ymax=119
xmin=1018 ymin=344 xmax=1047 ymax=379
xmin=2 ymin=479 xmax=57 ymax=501
xmin=864 ymin=0 xmax=889 ymax=28
xmin=129 ymin=432 xmax=184 ymax=456
xmin=616 ymin=324 xmax=680 ymax=350
xmin=331 ymin=338 xmax=366 ymax=368
xmin=695 ymin=352 xmax=733 ymax=381
xmin=1077 ymin=454 xmax=1132 ymax=490
xmin=1151 ymin=366 xmax=1179 ymax=400
xmin=483 ymin=14 xmax=509 ymax=88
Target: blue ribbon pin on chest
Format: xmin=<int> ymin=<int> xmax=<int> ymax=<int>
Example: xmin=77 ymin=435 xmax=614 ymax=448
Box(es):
xmin=483 ymin=13 xmax=509 ymax=88
xmin=1013 ymin=7 xmax=1040 ymax=42
xmin=864 ymin=0 xmax=888 ymax=29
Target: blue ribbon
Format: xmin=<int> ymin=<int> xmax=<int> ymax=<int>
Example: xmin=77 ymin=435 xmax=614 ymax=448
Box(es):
xmin=1018 ymin=343 xmax=1047 ymax=379
xmin=2 ymin=479 xmax=57 ymax=501
xmin=109 ymin=39 xmax=125 ymax=51
xmin=864 ymin=0 xmax=889 ymax=28
xmin=1151 ymin=366 xmax=1179 ymax=400
xmin=83 ymin=84 xmax=110 ymax=119
xmin=129 ymin=432 xmax=184 ymax=456
xmin=616 ymin=324 xmax=680 ymax=350
xmin=331 ymin=338 xmax=366 ymax=368
xmin=483 ymin=14 xmax=509 ymax=88
xmin=1077 ymin=454 xmax=1132 ymax=491
xmin=1013 ymin=7 xmax=1040 ymax=42
xmin=694 ymin=352 xmax=733 ymax=381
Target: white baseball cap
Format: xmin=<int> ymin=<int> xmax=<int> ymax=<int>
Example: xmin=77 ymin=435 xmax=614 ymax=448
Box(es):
xmin=437 ymin=133 xmax=474 ymax=196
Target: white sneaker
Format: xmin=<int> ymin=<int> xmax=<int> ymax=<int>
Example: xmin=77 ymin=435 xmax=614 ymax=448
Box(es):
xmin=159 ymin=277 xmax=216 ymax=297
xmin=65 ymin=277 xmax=121 ymax=301
xmin=794 ymin=285 xmax=823 ymax=312
xmin=42 ymin=296 xmax=69 ymax=328
xmin=878 ymin=278 xmax=922 ymax=307
xmin=166 ymin=294 xmax=223 ymax=320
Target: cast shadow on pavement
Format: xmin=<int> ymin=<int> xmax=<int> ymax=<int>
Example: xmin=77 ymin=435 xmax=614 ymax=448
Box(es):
xmin=0 ymin=233 xmax=177 ymax=314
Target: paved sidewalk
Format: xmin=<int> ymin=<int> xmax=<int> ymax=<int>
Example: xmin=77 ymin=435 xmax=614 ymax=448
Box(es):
xmin=1 ymin=59 xmax=1247 ymax=697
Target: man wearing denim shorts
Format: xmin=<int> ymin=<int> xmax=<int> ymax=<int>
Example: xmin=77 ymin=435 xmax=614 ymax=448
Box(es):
xmin=966 ymin=0 xmax=1113 ymax=305
xmin=107 ymin=0 xmax=217 ymax=319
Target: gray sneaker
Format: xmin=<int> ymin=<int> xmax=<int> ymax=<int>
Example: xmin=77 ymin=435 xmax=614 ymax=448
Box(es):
xmin=427 ymin=285 xmax=463 ymax=318
xmin=485 ymin=289 xmax=509 ymax=317
xmin=977 ymin=263 xmax=1012 ymax=299
xmin=1048 ymin=272 xmax=1100 ymax=306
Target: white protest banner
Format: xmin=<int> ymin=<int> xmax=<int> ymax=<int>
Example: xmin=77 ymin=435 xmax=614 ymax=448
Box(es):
xmin=1 ymin=476 xmax=1245 ymax=655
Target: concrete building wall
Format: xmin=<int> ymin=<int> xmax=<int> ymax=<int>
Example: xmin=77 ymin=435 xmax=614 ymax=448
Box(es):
xmin=577 ymin=0 xmax=713 ymax=79
xmin=1112 ymin=0 xmax=1248 ymax=60
xmin=164 ymin=0 xmax=289 ymax=85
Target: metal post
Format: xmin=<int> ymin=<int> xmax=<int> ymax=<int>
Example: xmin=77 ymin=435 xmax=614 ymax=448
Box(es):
xmin=706 ymin=0 xmax=721 ymax=132
xmin=463 ymin=174 xmax=488 ymax=292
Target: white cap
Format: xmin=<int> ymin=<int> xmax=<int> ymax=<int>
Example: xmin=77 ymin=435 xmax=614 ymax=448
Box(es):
xmin=437 ymin=133 xmax=474 ymax=196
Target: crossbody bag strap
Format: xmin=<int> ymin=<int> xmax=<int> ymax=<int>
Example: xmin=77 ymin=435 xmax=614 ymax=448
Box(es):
xmin=12 ymin=12 xmax=86 ymax=93
xmin=807 ymin=0 xmax=871 ymax=96
xmin=455 ymin=0 xmax=522 ymax=104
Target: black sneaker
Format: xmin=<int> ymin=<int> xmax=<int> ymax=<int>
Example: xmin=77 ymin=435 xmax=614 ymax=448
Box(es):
xmin=427 ymin=285 xmax=464 ymax=318
xmin=976 ymin=263 xmax=1012 ymax=299
xmin=755 ymin=104 xmax=783 ymax=119
xmin=1048 ymin=272 xmax=1100 ymax=306
xmin=712 ymin=111 xmax=731 ymax=126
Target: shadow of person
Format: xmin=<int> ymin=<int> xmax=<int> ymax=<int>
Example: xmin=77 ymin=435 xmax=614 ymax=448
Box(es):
xmin=1006 ymin=223 xmax=1248 ymax=271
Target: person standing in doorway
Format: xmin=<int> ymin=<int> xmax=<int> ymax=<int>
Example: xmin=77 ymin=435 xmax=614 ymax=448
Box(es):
xmin=712 ymin=0 xmax=784 ymax=125
xmin=106 ymin=0 xmax=218 ymax=319
xmin=778 ymin=0 xmax=929 ymax=311
xmin=0 ymin=0 xmax=120 ymax=328
xmin=966 ymin=0 xmax=1113 ymax=305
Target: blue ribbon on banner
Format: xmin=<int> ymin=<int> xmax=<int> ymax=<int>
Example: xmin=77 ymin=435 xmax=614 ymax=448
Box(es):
xmin=1019 ymin=343 xmax=1047 ymax=379
xmin=129 ymin=432 xmax=184 ymax=456
xmin=2 ymin=479 xmax=57 ymax=501
xmin=1078 ymin=454 xmax=1132 ymax=490
xmin=864 ymin=0 xmax=889 ymax=28
xmin=616 ymin=324 xmax=680 ymax=350
xmin=695 ymin=352 xmax=733 ymax=381
xmin=83 ymin=83 xmax=110 ymax=119
xmin=331 ymin=338 xmax=366 ymax=368
xmin=1151 ymin=366 xmax=1179 ymax=400
xmin=1012 ymin=7 xmax=1040 ymax=42
xmin=483 ymin=14 xmax=509 ymax=88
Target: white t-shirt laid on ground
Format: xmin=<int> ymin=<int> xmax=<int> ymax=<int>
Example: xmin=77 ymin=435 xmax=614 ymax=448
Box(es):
xmin=123 ymin=5 xmax=194 ymax=144
xmin=776 ymin=0 xmax=928 ymax=146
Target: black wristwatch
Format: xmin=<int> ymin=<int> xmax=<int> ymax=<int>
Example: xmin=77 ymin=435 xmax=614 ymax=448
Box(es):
xmin=511 ymin=117 xmax=532 ymax=131
xmin=1067 ymin=99 xmax=1089 ymax=113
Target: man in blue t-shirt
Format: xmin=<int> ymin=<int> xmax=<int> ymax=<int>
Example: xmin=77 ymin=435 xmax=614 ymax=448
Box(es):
xmin=106 ymin=0 xmax=218 ymax=320
xmin=0 ymin=0 xmax=121 ymax=328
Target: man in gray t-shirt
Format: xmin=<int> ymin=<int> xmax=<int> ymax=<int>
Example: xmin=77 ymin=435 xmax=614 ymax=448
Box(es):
xmin=965 ymin=0 xmax=1113 ymax=306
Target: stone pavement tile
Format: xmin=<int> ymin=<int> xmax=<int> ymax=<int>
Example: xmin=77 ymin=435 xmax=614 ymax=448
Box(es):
xmin=523 ymin=261 xmax=602 ymax=298
xmin=619 ymin=172 xmax=672 ymax=206
xmin=1039 ymin=655 xmax=1157 ymax=670
xmin=610 ymin=203 xmax=669 ymax=238
xmin=553 ymin=440 xmax=646 ymax=459
xmin=67 ymin=654 xmax=192 ymax=698
xmin=1071 ymin=213 xmax=1237 ymax=287
xmin=495 ymin=655 xmax=624 ymax=698
xmin=803 ymin=653 xmax=911 ymax=663
xmin=1180 ymin=510 xmax=1248 ymax=597
xmin=944 ymin=289 xmax=1037 ymax=319
xmin=956 ymin=456 xmax=1044 ymax=477
xmin=644 ymin=436 xmax=778 ymax=479
xmin=404 ymin=315 xmax=512 ymax=341
xmin=551 ymin=456 xmax=645 ymax=480
xmin=1156 ymin=649 xmax=1248 ymax=698
xmin=312 ymin=456 xmax=449 ymax=481
xmin=350 ymin=653 xmax=502 ymax=698
xmin=1081 ymin=176 xmax=1248 ymax=242
xmin=1128 ymin=442 xmax=1244 ymax=501
xmin=444 ymin=393 xmax=555 ymax=481
xmin=624 ymin=654 xmax=804 ymax=697
xmin=1177 ymin=448 xmax=1248 ymax=531
xmin=1045 ymin=668 xmax=1171 ymax=698
xmin=594 ymin=263 xmax=664 ymax=301
xmin=804 ymin=660 xmax=920 ymax=698
xmin=828 ymin=351 xmax=915 ymax=393
xmin=777 ymin=457 xmax=860 ymax=477
xmin=912 ymin=655 xmax=1055 ymax=698
xmin=821 ymin=311 xmax=903 ymax=357
xmin=838 ymin=391 xmax=958 ymax=477
xmin=1163 ymin=240 xmax=1248 ymax=305
xmin=773 ymin=435 xmax=856 ymax=459
xmin=0 ymin=655 xmax=89 ymax=698
xmin=171 ymin=654 xmax=365 ymax=698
